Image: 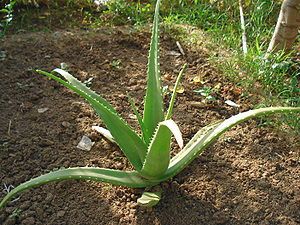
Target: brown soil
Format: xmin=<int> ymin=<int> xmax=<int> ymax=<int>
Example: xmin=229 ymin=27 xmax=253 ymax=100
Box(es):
xmin=0 ymin=27 xmax=299 ymax=225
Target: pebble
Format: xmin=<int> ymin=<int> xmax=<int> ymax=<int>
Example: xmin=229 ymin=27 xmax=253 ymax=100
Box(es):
xmin=77 ymin=135 xmax=94 ymax=151
xmin=61 ymin=121 xmax=71 ymax=128
xmin=37 ymin=108 xmax=49 ymax=113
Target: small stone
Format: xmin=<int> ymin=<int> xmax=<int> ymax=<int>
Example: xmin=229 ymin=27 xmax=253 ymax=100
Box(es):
xmin=128 ymin=114 xmax=137 ymax=120
xmin=166 ymin=50 xmax=181 ymax=56
xmin=60 ymin=62 xmax=68 ymax=70
xmin=77 ymin=135 xmax=94 ymax=151
xmin=61 ymin=121 xmax=71 ymax=128
xmin=225 ymin=100 xmax=240 ymax=108
xmin=38 ymin=108 xmax=49 ymax=113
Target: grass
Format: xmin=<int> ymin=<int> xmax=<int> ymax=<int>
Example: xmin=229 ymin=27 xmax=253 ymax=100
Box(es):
xmin=99 ymin=0 xmax=299 ymax=113
xmin=159 ymin=0 xmax=299 ymax=130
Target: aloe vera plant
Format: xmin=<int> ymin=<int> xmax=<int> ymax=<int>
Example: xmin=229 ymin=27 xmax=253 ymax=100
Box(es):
xmin=1 ymin=0 xmax=300 ymax=209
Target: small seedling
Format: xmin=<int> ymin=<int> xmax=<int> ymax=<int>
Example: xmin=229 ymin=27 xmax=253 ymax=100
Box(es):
xmin=9 ymin=208 xmax=21 ymax=219
xmin=194 ymin=86 xmax=216 ymax=101
xmin=111 ymin=59 xmax=122 ymax=69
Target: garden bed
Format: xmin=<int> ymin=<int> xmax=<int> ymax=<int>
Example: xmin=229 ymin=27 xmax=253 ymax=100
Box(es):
xmin=0 ymin=27 xmax=299 ymax=225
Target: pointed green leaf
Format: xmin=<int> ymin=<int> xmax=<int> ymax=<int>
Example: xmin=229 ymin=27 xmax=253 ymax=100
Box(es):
xmin=140 ymin=120 xmax=183 ymax=179
xmin=53 ymin=68 xmax=117 ymax=114
xmin=37 ymin=70 xmax=147 ymax=170
xmin=0 ymin=167 xmax=157 ymax=209
xmin=143 ymin=0 xmax=164 ymax=144
xmin=127 ymin=94 xmax=147 ymax=140
xmin=165 ymin=64 xmax=187 ymax=120
xmin=162 ymin=107 xmax=300 ymax=180
xmin=137 ymin=191 xmax=161 ymax=207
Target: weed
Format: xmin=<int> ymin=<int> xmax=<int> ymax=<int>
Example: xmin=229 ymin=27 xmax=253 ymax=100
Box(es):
xmin=111 ymin=59 xmax=122 ymax=70
xmin=0 ymin=0 xmax=16 ymax=36
xmin=194 ymin=86 xmax=216 ymax=102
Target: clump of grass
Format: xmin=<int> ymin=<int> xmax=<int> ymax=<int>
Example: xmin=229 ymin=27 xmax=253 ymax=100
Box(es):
xmin=0 ymin=0 xmax=16 ymax=36
xmin=158 ymin=0 xmax=299 ymax=130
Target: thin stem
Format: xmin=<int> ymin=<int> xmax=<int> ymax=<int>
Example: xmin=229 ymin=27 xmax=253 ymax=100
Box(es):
xmin=239 ymin=0 xmax=248 ymax=55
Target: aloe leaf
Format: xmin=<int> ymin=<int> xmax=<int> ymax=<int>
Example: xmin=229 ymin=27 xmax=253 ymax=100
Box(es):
xmin=137 ymin=191 xmax=161 ymax=207
xmin=143 ymin=0 xmax=164 ymax=144
xmin=0 ymin=167 xmax=157 ymax=209
xmin=162 ymin=107 xmax=300 ymax=180
xmin=37 ymin=70 xmax=147 ymax=170
xmin=165 ymin=63 xmax=187 ymax=120
xmin=54 ymin=68 xmax=118 ymax=114
xmin=140 ymin=120 xmax=183 ymax=179
xmin=127 ymin=94 xmax=147 ymax=139
xmin=169 ymin=120 xmax=222 ymax=164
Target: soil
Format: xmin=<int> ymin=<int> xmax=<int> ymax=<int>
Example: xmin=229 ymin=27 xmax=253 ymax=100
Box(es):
xmin=0 ymin=26 xmax=299 ymax=225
